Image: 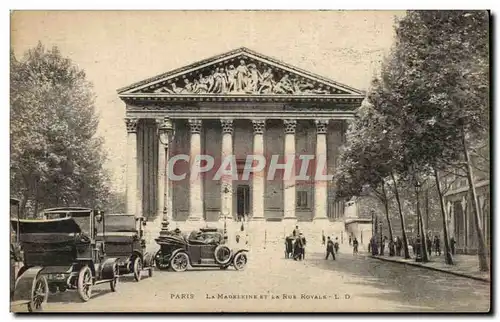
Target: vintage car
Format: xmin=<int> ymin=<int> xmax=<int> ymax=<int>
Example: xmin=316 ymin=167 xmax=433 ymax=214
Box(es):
xmin=154 ymin=227 xmax=248 ymax=272
xmin=11 ymin=207 xmax=120 ymax=308
xmin=10 ymin=198 xmax=34 ymax=310
xmin=96 ymin=214 xmax=154 ymax=281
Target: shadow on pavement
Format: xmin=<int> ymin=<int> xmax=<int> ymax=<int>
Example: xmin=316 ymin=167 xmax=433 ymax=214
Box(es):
xmin=305 ymin=251 xmax=490 ymax=312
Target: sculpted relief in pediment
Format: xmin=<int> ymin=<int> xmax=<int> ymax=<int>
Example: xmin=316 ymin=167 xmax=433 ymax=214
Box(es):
xmin=145 ymin=58 xmax=345 ymax=95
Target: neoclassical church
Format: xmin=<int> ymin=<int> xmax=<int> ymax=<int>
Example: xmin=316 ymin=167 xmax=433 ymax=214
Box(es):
xmin=117 ymin=47 xmax=366 ymax=236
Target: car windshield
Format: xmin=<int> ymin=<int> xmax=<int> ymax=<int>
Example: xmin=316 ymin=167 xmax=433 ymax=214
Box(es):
xmin=70 ymin=213 xmax=91 ymax=234
xmin=105 ymin=215 xmax=136 ymax=232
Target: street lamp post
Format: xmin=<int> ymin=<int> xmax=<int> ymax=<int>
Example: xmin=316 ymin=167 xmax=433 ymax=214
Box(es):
xmin=379 ymin=220 xmax=383 ymax=255
xmin=221 ymin=186 xmax=230 ymax=242
xmin=158 ymin=117 xmax=175 ymax=231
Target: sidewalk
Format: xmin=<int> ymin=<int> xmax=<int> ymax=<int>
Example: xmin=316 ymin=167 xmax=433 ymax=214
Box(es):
xmin=372 ymin=253 xmax=490 ymax=282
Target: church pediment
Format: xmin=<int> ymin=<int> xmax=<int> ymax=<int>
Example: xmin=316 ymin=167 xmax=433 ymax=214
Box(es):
xmin=117 ymin=47 xmax=364 ymax=98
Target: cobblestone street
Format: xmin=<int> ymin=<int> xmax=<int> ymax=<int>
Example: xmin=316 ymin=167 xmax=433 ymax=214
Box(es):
xmin=13 ymin=245 xmax=490 ymax=313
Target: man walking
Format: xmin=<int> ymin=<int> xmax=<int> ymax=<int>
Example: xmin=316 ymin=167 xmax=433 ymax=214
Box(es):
xmin=325 ymin=237 xmax=335 ymax=260
xmin=334 ymin=237 xmax=340 ymax=254
xmin=426 ymin=234 xmax=433 ymax=257
xmin=434 ymin=235 xmax=441 ymax=256
xmin=450 ymin=236 xmax=456 ymax=255
xmin=352 ymin=237 xmax=359 ymax=255
xmin=300 ymin=233 xmax=307 ymax=260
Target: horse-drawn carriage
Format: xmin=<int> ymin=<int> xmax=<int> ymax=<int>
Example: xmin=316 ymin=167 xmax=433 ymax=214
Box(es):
xmin=154 ymin=227 xmax=248 ymax=272
xmin=97 ymin=214 xmax=154 ymax=281
xmin=11 ymin=207 xmax=120 ymax=310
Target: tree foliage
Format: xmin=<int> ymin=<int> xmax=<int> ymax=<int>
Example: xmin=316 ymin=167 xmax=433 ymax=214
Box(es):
xmin=11 ymin=42 xmax=111 ymax=216
xmin=335 ymin=11 xmax=489 ymax=266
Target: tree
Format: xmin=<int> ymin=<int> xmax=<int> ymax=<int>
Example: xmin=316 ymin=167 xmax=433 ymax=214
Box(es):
xmin=336 ymin=100 xmax=409 ymax=258
xmin=11 ymin=42 xmax=111 ymax=216
xmin=370 ymin=11 xmax=489 ymax=270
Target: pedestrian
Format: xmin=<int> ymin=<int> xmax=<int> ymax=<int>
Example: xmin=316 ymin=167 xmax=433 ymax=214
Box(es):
xmin=426 ymin=235 xmax=432 ymax=257
xmin=293 ymin=225 xmax=299 ymax=237
xmin=300 ymin=233 xmax=307 ymax=259
xmin=325 ymin=237 xmax=335 ymax=260
xmin=349 ymin=235 xmax=352 ymax=246
xmin=322 ymin=232 xmax=326 ymax=246
xmin=389 ymin=238 xmax=395 ymax=256
xmin=334 ymin=237 xmax=340 ymax=254
xmin=352 ymin=237 xmax=359 ymax=255
xmin=450 ymin=236 xmax=456 ymax=255
xmin=434 ymin=235 xmax=441 ymax=256
xmin=380 ymin=236 xmax=387 ymax=256
xmin=293 ymin=235 xmax=304 ymax=261
xmin=285 ymin=235 xmax=293 ymax=259
xmin=396 ymin=237 xmax=402 ymax=256
xmin=370 ymin=236 xmax=378 ymax=256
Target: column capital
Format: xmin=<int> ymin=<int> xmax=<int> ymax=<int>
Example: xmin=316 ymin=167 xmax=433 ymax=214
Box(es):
xmin=314 ymin=119 xmax=329 ymax=134
xmin=284 ymin=119 xmax=297 ymax=134
xmin=220 ymin=119 xmax=234 ymax=135
xmin=188 ymin=118 xmax=202 ymax=134
xmin=125 ymin=117 xmax=138 ymax=133
xmin=252 ymin=119 xmax=266 ymax=135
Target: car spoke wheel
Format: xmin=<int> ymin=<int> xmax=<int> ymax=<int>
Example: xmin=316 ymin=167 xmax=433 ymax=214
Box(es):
xmin=233 ymin=252 xmax=248 ymax=271
xmin=110 ymin=264 xmax=119 ymax=292
xmin=170 ymin=252 xmax=189 ymax=272
xmin=214 ymin=245 xmax=232 ymax=265
xmin=28 ymin=275 xmax=48 ymax=312
xmin=133 ymin=257 xmax=143 ymax=282
xmin=77 ymin=266 xmax=93 ymax=302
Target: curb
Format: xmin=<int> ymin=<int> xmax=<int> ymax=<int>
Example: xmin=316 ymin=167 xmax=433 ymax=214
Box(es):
xmin=371 ymin=255 xmax=490 ymax=283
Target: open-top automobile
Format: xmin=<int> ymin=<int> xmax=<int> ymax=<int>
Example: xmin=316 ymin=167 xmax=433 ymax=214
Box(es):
xmin=11 ymin=207 xmax=120 ymax=309
xmin=154 ymin=227 xmax=248 ymax=272
xmin=97 ymin=214 xmax=154 ymax=281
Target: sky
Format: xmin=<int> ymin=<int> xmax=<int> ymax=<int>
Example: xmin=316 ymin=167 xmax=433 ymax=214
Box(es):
xmin=10 ymin=10 xmax=406 ymax=193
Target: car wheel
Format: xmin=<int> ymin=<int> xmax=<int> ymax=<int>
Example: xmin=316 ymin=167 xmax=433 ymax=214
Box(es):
xmin=170 ymin=252 xmax=189 ymax=272
xmin=77 ymin=266 xmax=93 ymax=302
xmin=214 ymin=245 xmax=232 ymax=265
xmin=133 ymin=257 xmax=143 ymax=282
xmin=233 ymin=252 xmax=248 ymax=271
xmin=27 ymin=274 xmax=48 ymax=312
xmin=110 ymin=263 xmax=119 ymax=292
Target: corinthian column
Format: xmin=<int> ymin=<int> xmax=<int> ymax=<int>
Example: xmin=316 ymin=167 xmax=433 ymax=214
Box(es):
xmin=156 ymin=118 xmax=167 ymax=221
xmin=314 ymin=119 xmax=329 ymax=221
xmin=252 ymin=119 xmax=266 ymax=220
xmin=188 ymin=119 xmax=204 ymax=221
xmin=125 ymin=118 xmax=139 ymax=217
xmin=283 ymin=119 xmax=297 ymax=220
xmin=221 ymin=119 xmax=234 ymax=220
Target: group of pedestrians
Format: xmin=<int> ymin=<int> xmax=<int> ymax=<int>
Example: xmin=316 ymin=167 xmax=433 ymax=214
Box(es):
xmin=369 ymin=233 xmax=453 ymax=258
xmin=409 ymin=234 xmax=445 ymax=257
xmin=369 ymin=235 xmax=404 ymax=256
xmin=285 ymin=226 xmax=307 ymax=261
xmin=323 ymin=233 xmax=359 ymax=260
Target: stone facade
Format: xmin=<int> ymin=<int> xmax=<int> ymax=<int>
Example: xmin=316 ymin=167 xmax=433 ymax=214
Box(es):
xmin=118 ymin=47 xmax=365 ymax=240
